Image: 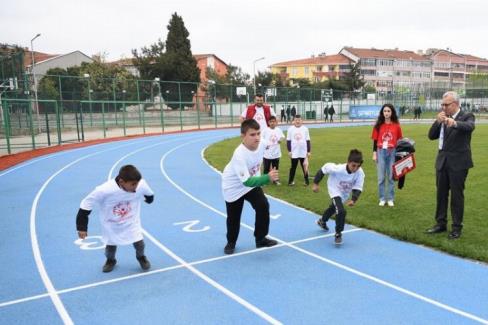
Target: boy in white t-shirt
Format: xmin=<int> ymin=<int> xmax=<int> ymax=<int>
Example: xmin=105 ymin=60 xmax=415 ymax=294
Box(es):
xmin=262 ymin=116 xmax=285 ymax=185
xmin=76 ymin=165 xmax=154 ymax=272
xmin=222 ymin=119 xmax=280 ymax=254
xmin=286 ymin=115 xmax=311 ymax=186
xmin=312 ymin=149 xmax=365 ymax=245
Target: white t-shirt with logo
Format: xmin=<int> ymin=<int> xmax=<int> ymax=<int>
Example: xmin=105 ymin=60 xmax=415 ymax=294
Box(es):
xmin=80 ymin=178 xmax=154 ymax=245
xmin=262 ymin=127 xmax=285 ymax=159
xmin=222 ymin=142 xmax=265 ymax=202
xmin=320 ymin=163 xmax=365 ymax=202
xmin=240 ymin=106 xmax=276 ymax=132
xmin=287 ymin=125 xmax=310 ymax=158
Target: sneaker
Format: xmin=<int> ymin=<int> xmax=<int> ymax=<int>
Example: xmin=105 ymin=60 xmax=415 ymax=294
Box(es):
xmin=102 ymin=258 xmax=117 ymax=273
xmin=316 ymin=219 xmax=329 ymax=231
xmin=224 ymin=242 xmax=236 ymax=255
xmin=256 ymin=237 xmax=278 ymax=248
xmin=378 ymin=200 xmax=386 ymax=206
xmin=137 ymin=256 xmax=151 ymax=271
xmin=288 ymin=182 xmax=295 ymax=186
xmin=334 ymin=233 xmax=343 ymax=245
xmin=274 ymin=181 xmax=281 ymax=186
xmin=387 ymin=200 xmax=394 ymax=207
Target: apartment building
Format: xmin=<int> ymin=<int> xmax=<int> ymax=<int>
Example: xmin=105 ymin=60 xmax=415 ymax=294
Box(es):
xmin=340 ymin=47 xmax=432 ymax=93
xmin=270 ymin=53 xmax=352 ymax=83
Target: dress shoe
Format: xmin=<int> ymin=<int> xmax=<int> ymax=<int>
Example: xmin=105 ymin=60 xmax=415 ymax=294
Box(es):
xmin=448 ymin=230 xmax=462 ymax=240
xmin=425 ymin=225 xmax=447 ymax=234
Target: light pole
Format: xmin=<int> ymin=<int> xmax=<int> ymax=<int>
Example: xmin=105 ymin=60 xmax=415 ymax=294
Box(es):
xmin=253 ymin=57 xmax=265 ymax=96
xmin=30 ymin=33 xmax=41 ymax=132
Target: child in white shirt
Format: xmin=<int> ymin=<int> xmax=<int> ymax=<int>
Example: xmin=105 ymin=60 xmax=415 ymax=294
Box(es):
xmin=286 ymin=115 xmax=311 ymax=186
xmin=312 ymin=149 xmax=365 ymax=245
xmin=262 ymin=116 xmax=285 ymax=185
xmin=221 ymin=119 xmax=280 ymax=254
xmin=76 ymin=165 xmax=154 ymax=272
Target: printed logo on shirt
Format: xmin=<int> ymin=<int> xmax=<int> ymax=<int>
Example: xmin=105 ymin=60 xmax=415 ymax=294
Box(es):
xmin=381 ymin=131 xmax=393 ymax=144
xmin=338 ymin=181 xmax=353 ymax=193
xmin=112 ymin=201 xmax=132 ymax=221
xmin=249 ymin=163 xmax=260 ymax=176
xmin=269 ymin=134 xmax=278 ymax=145
xmin=294 ymin=133 xmax=303 ymax=141
xmin=254 ymin=113 xmax=264 ymax=121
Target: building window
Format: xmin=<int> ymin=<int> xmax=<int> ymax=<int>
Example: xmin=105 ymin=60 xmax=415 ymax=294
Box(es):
xmin=434 ymin=72 xmax=449 ymax=77
xmin=360 ymin=58 xmax=376 ymax=66
xmin=316 ymin=65 xmax=323 ymax=72
xmin=304 ymin=66 xmax=309 ymax=75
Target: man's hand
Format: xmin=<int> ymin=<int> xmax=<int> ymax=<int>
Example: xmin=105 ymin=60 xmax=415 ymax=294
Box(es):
xmin=78 ymin=231 xmax=88 ymax=239
xmin=288 ymin=152 xmax=292 ymax=158
xmin=346 ymin=200 xmax=355 ymax=207
xmin=268 ymin=168 xmax=279 ymax=182
xmin=445 ymin=117 xmax=457 ymax=127
xmin=372 ymin=151 xmax=377 ymax=162
xmin=437 ymin=111 xmax=447 ymax=124
xmin=312 ymin=183 xmax=320 ymax=193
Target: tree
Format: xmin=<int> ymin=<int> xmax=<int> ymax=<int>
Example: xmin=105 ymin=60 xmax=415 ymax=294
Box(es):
xmin=132 ymin=12 xmax=200 ymax=108
xmin=344 ymin=62 xmax=365 ymax=91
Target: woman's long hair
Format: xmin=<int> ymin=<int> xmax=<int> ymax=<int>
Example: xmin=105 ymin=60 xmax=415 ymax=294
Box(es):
xmin=374 ymin=103 xmax=399 ymax=130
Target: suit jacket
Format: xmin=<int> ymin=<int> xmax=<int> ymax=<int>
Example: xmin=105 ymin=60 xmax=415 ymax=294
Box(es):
xmin=428 ymin=110 xmax=475 ymax=171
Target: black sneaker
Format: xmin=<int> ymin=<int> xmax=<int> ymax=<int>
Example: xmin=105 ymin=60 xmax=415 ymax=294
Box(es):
xmin=102 ymin=258 xmax=117 ymax=273
xmin=334 ymin=233 xmax=343 ymax=245
xmin=137 ymin=256 xmax=151 ymax=271
xmin=256 ymin=237 xmax=278 ymax=248
xmin=316 ymin=219 xmax=329 ymax=231
xmin=224 ymin=242 xmax=236 ymax=255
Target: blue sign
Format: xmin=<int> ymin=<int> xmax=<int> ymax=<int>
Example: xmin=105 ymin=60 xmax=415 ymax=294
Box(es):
xmin=349 ymin=105 xmax=381 ymax=120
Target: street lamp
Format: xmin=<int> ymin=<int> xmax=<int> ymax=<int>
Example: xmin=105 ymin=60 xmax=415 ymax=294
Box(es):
xmin=253 ymin=57 xmax=265 ymax=96
xmin=30 ymin=33 xmax=41 ymax=132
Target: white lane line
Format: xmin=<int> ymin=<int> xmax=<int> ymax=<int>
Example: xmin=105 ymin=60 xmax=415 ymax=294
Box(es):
xmin=0 ymin=136 xmax=159 ymax=177
xmin=102 ymin=134 xmax=281 ymax=324
xmin=25 ymin=135 xmax=203 ymax=324
xmin=164 ymin=138 xmax=488 ymax=324
xmin=156 ymin=138 xmax=282 ymax=325
xmin=0 ymin=230 xmax=359 ymax=309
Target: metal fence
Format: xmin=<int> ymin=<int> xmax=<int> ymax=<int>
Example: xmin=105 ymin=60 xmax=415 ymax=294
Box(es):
xmin=1 ymin=73 xmax=488 ymax=155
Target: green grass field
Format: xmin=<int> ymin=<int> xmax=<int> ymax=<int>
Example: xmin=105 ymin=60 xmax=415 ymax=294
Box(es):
xmin=205 ymin=122 xmax=488 ymax=263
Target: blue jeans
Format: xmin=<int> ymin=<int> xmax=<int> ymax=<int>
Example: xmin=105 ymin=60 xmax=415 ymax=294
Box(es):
xmin=376 ymin=148 xmax=396 ymax=201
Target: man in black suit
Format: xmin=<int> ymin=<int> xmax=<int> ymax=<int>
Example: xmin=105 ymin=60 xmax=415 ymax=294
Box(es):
xmin=426 ymin=91 xmax=475 ymax=239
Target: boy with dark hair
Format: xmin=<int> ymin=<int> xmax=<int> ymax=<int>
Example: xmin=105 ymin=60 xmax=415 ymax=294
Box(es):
xmin=76 ymin=164 xmax=154 ymax=272
xmin=287 ymin=115 xmax=311 ymax=186
xmin=222 ymin=119 xmax=280 ymax=254
xmin=312 ymin=149 xmax=365 ymax=245
xmin=262 ymin=115 xmax=285 ymax=185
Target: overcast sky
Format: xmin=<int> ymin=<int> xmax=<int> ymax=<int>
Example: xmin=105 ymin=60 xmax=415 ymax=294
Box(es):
xmin=2 ymin=0 xmax=487 ymax=75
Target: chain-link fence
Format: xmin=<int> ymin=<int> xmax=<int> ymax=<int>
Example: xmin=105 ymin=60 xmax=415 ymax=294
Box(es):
xmin=1 ymin=73 xmax=488 ymax=154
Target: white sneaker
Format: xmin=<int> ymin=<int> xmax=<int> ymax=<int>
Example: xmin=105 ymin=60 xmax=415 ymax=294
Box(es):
xmin=379 ymin=200 xmax=386 ymax=206
xmin=387 ymin=200 xmax=394 ymax=207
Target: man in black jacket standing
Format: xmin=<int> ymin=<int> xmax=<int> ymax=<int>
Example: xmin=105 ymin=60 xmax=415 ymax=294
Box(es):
xmin=426 ymin=91 xmax=475 ymax=239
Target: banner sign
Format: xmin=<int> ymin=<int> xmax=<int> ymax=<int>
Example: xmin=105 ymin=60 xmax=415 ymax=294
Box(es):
xmin=349 ymin=105 xmax=382 ymax=119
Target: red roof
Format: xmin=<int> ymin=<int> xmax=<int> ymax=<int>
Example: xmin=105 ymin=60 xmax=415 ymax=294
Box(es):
xmin=343 ymin=47 xmax=429 ymax=61
xmin=24 ymin=50 xmax=59 ymax=68
xmin=271 ymin=54 xmax=352 ymax=67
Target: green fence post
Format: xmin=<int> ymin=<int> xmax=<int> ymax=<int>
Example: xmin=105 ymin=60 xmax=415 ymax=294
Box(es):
xmin=122 ymin=100 xmax=126 ymax=136
xmin=3 ymin=100 xmax=11 ymax=154
xmin=79 ymin=102 xmax=85 ymax=141
xmin=28 ymin=98 xmax=36 ymax=149
xmin=45 ymin=109 xmax=51 ymax=146
xmin=55 ymin=101 xmax=61 ymax=144
xmin=230 ymin=84 xmax=233 ymax=127
xmin=102 ymin=102 xmax=106 ymax=138
xmin=178 ymin=82 xmax=183 ymax=131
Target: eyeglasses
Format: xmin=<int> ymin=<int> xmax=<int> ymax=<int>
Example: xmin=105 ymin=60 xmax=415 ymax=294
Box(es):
xmin=441 ymin=101 xmax=454 ymax=108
